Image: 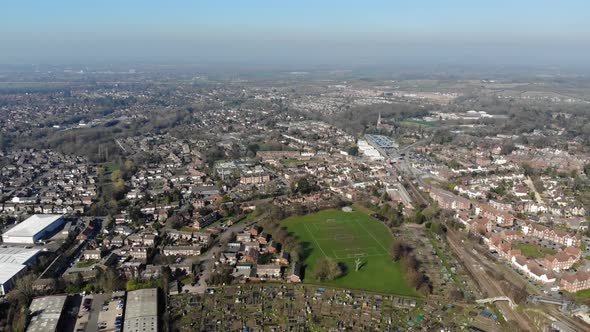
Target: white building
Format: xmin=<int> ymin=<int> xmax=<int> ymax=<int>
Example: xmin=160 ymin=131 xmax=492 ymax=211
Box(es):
xmin=0 ymin=263 xmax=27 ymax=295
xmin=0 ymin=247 xmax=41 ymax=295
xmin=2 ymin=214 xmax=64 ymax=244
xmin=357 ymin=139 xmax=384 ymax=161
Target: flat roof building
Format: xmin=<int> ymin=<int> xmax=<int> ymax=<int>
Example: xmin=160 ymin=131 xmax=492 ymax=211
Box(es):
xmin=124 ymin=288 xmax=159 ymax=332
xmin=27 ymin=295 xmax=67 ymax=332
xmin=0 ymin=247 xmax=40 ymax=265
xmin=2 ymin=214 xmax=64 ymax=244
xmin=0 ymin=263 xmax=27 ymax=295
xmin=0 ymin=247 xmax=40 ymax=295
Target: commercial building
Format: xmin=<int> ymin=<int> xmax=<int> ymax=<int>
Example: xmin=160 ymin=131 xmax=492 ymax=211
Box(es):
xmin=0 ymin=247 xmax=40 ymax=265
xmin=124 ymin=288 xmax=159 ymax=332
xmin=2 ymin=214 xmax=64 ymax=244
xmin=0 ymin=247 xmax=41 ymax=295
xmin=27 ymin=295 xmax=68 ymax=332
xmin=357 ymin=139 xmax=384 ymax=161
xmin=0 ymin=263 xmax=27 ymax=295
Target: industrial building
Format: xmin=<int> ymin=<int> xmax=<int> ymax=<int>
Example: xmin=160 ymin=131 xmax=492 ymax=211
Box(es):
xmin=2 ymin=214 xmax=64 ymax=244
xmin=0 ymin=263 xmax=27 ymax=295
xmin=0 ymin=247 xmax=40 ymax=295
xmin=27 ymin=295 xmax=68 ymax=332
xmin=124 ymin=288 xmax=159 ymax=332
xmin=357 ymin=139 xmax=384 ymax=161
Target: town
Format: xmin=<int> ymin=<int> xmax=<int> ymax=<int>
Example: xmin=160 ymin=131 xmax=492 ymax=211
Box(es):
xmin=0 ymin=62 xmax=588 ymax=332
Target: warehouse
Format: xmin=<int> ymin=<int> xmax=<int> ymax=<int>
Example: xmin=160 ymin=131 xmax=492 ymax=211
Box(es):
xmin=124 ymin=288 xmax=159 ymax=332
xmin=0 ymin=247 xmax=40 ymax=265
xmin=0 ymin=263 xmax=27 ymax=295
xmin=27 ymin=295 xmax=68 ymax=332
xmin=2 ymin=214 xmax=64 ymax=244
xmin=0 ymin=247 xmax=40 ymax=295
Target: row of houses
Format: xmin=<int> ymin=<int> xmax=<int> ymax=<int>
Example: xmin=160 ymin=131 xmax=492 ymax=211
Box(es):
xmin=521 ymin=222 xmax=580 ymax=247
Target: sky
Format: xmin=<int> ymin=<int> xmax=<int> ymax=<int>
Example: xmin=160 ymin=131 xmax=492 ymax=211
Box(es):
xmin=1 ymin=0 xmax=589 ymax=68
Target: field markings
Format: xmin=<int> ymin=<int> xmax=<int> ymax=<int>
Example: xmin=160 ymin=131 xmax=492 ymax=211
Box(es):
xmin=355 ymin=219 xmax=389 ymax=254
xmin=304 ymin=223 xmax=330 ymax=258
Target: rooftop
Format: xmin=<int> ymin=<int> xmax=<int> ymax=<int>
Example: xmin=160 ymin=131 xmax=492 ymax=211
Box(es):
xmin=27 ymin=295 xmax=67 ymax=332
xmin=0 ymin=247 xmax=41 ymax=265
xmin=124 ymin=288 xmax=159 ymax=332
xmin=3 ymin=214 xmax=63 ymax=238
xmin=0 ymin=263 xmax=27 ymax=285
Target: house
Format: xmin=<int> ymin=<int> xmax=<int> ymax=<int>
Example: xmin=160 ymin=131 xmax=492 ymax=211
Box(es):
xmin=287 ymin=263 xmax=302 ymax=283
xmin=162 ymin=246 xmax=201 ymax=256
xmin=563 ymin=247 xmax=582 ymax=261
xmin=239 ymin=173 xmax=270 ymax=185
xmin=243 ymin=248 xmax=259 ymax=263
xmin=500 ymin=230 xmax=521 ymax=242
xmin=279 ymin=251 xmax=290 ymax=265
xmin=526 ymin=263 xmax=556 ymax=284
xmin=468 ymin=218 xmax=493 ymax=235
xmin=267 ymin=241 xmax=279 ymax=254
xmin=236 ymin=232 xmax=251 ymax=243
xmin=220 ymin=252 xmax=238 ymax=265
xmin=83 ymin=249 xmax=103 ymax=260
xmin=233 ymin=263 xmax=254 ymax=279
xmin=257 ymin=232 xmax=270 ymax=245
xmin=194 ymin=212 xmax=220 ymax=229
xmin=256 ymin=264 xmax=281 ymax=278
xmin=511 ymin=255 xmax=529 ymax=272
xmin=111 ymin=235 xmax=125 ymax=247
xmin=475 ymin=203 xmax=514 ymax=227
xmin=543 ymin=252 xmax=577 ymax=271
xmin=250 ymin=226 xmax=262 ymax=237
xmin=429 ymin=188 xmax=471 ymax=210
xmin=455 ymin=211 xmax=471 ymax=226
xmin=560 ymin=271 xmax=590 ymax=293
xmin=128 ymin=247 xmax=151 ymax=261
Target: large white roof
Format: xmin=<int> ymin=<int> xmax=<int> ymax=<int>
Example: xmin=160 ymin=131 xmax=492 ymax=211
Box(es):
xmin=3 ymin=214 xmax=63 ymax=238
xmin=0 ymin=247 xmax=40 ymax=265
xmin=0 ymin=263 xmax=27 ymax=284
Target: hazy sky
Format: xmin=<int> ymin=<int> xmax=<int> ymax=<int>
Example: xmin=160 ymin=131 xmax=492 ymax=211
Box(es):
xmin=1 ymin=0 xmax=589 ymax=67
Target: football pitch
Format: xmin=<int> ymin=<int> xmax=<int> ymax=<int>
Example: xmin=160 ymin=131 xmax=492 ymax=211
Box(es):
xmin=283 ymin=208 xmax=418 ymax=296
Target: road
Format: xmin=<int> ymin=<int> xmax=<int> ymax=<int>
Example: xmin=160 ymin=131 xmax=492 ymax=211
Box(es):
xmin=193 ymin=219 xmax=257 ymax=294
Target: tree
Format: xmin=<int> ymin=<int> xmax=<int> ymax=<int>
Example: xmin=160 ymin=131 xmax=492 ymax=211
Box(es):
xmin=390 ymin=239 xmax=406 ymax=261
xmin=347 ymin=145 xmax=359 ymax=156
xmin=11 ymin=274 xmax=35 ymax=305
xmin=313 ymin=257 xmax=342 ymax=281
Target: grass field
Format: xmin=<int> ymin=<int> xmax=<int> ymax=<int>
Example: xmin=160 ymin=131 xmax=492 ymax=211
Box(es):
xmin=400 ymin=120 xmax=435 ymax=128
xmin=283 ymin=208 xmax=418 ymax=296
xmin=514 ymin=244 xmax=557 ymax=258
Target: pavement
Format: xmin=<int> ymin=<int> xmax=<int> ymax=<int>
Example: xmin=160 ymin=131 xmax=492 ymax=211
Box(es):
xmin=75 ymin=293 xmax=111 ymax=332
xmin=96 ymin=294 xmax=125 ymax=332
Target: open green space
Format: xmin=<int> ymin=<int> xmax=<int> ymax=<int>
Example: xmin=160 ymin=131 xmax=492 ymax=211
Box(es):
xmin=76 ymin=259 xmax=98 ymax=268
xmin=282 ymin=208 xmax=418 ymax=296
xmin=514 ymin=244 xmax=556 ymax=258
xmin=572 ymin=289 xmax=590 ymax=303
xmin=102 ymin=162 xmax=121 ymax=175
xmin=400 ymin=120 xmax=435 ymax=128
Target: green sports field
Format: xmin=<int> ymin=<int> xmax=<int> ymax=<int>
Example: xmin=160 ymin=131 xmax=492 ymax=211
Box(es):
xmin=283 ymin=208 xmax=418 ymax=296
